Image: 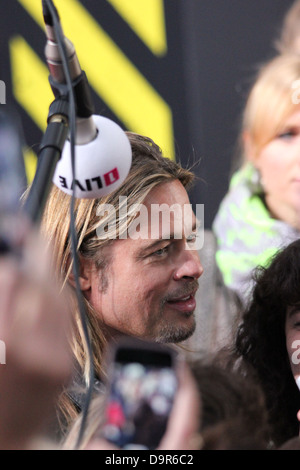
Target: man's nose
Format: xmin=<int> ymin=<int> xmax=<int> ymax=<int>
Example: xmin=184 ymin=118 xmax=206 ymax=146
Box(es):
xmin=173 ymin=249 xmax=203 ymax=280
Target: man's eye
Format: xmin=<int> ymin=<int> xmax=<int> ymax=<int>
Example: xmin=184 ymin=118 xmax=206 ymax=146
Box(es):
xmin=187 ymin=233 xmax=198 ymax=244
xmin=152 ymin=246 xmax=169 ymax=257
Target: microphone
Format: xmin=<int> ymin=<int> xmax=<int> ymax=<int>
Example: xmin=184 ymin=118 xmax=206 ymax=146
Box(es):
xmin=53 ymin=114 xmax=133 ymax=198
xmin=42 ymin=0 xmax=96 ymax=145
xmin=42 ymin=0 xmax=132 ymax=198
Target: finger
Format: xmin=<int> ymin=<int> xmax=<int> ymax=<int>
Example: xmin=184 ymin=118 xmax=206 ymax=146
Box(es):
xmin=158 ymin=360 xmax=201 ymax=450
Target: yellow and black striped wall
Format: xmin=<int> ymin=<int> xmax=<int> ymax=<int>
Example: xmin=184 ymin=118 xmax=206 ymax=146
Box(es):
xmin=0 ymin=0 xmax=293 ymax=227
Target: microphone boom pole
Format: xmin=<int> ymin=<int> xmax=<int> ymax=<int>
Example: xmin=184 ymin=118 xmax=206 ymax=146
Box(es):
xmin=23 ymin=96 xmax=69 ymax=224
xmin=23 ymin=0 xmax=75 ymax=224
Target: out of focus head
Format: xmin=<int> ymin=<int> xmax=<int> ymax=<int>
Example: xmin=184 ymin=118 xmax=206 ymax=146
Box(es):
xmin=242 ymin=54 xmax=300 ymax=160
xmin=241 ymin=54 xmax=300 ymax=228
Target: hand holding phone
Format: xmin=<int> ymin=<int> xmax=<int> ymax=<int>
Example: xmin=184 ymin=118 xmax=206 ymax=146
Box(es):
xmin=102 ymin=338 xmax=178 ymax=450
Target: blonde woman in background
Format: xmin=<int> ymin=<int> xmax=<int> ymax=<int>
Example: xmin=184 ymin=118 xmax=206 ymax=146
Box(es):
xmin=213 ymin=54 xmax=300 ymax=306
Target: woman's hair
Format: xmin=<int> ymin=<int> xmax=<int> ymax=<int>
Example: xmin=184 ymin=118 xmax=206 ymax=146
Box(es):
xmin=39 ymin=131 xmax=195 ymax=433
xmin=200 ymin=418 xmax=269 ymax=450
xmin=237 ymin=54 xmax=300 ymax=165
xmin=275 ymin=0 xmax=300 ymax=54
xmin=231 ymin=239 xmax=300 ymax=446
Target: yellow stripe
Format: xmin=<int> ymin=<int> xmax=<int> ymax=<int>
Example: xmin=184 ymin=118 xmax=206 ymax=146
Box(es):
xmin=17 ymin=0 xmax=175 ymax=160
xmin=107 ymin=0 xmax=167 ymax=56
xmin=23 ymin=146 xmax=37 ymax=183
xmin=10 ymin=35 xmax=53 ymax=131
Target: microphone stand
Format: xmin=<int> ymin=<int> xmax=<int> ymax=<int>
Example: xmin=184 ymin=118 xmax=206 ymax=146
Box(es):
xmin=23 ymin=95 xmax=69 ymax=224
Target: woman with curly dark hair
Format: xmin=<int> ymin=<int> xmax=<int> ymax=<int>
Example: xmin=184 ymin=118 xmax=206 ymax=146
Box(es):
xmin=230 ymin=239 xmax=300 ymax=448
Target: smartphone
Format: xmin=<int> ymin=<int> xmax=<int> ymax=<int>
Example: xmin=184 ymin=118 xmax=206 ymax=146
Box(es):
xmin=102 ymin=338 xmax=178 ymax=450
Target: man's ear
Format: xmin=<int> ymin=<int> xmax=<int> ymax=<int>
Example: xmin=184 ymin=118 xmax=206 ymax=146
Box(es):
xmin=68 ymin=256 xmax=92 ymax=293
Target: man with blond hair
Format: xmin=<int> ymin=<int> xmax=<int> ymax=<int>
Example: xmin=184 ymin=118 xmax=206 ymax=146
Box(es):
xmin=41 ymin=132 xmax=203 ymax=432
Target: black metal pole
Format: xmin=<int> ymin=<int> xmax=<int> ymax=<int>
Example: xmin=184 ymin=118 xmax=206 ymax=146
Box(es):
xmin=23 ymin=96 xmax=69 ymax=224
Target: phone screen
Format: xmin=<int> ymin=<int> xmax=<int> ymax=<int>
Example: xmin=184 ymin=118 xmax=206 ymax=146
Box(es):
xmin=102 ymin=345 xmax=178 ymax=449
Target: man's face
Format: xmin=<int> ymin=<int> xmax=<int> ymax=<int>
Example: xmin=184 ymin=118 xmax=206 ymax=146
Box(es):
xmin=86 ymin=179 xmax=203 ymax=343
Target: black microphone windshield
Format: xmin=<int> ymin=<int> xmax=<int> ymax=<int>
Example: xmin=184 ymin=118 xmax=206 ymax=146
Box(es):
xmin=42 ymin=0 xmax=59 ymax=26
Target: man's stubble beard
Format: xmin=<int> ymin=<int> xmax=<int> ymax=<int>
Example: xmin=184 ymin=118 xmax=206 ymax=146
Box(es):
xmin=155 ymin=324 xmax=196 ymax=344
xmin=151 ymin=284 xmax=198 ymax=344
xmin=152 ymin=308 xmax=196 ymax=344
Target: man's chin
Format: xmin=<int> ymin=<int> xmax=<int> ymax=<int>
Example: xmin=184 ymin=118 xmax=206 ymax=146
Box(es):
xmin=153 ymin=317 xmax=196 ymax=344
